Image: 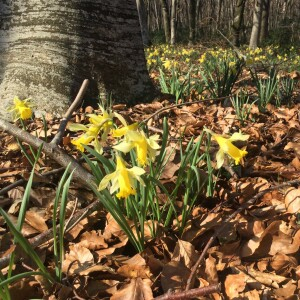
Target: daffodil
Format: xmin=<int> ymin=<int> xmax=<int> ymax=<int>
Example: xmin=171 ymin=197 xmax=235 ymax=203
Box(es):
xmin=88 ymin=106 xmax=114 ymax=141
xmin=163 ymin=59 xmax=172 ymax=70
xmin=98 ymin=156 xmax=145 ymax=199
xmin=71 ymin=133 xmax=95 ymax=152
xmin=113 ymin=130 xmax=160 ymax=166
xmin=205 ymin=129 xmax=249 ymax=168
xmin=69 ymin=106 xmax=113 ymax=153
xmin=113 ymin=123 xmax=139 ymax=138
xmin=9 ymin=96 xmax=32 ymax=121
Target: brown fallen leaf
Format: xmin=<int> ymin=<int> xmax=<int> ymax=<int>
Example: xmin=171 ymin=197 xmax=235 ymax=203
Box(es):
xmin=284 ymin=187 xmax=300 ymax=214
xmin=241 ymin=220 xmax=299 ymax=258
xmin=224 ymin=273 xmax=247 ymax=299
xmin=161 ymin=260 xmax=191 ymax=293
xmin=25 ymin=210 xmax=48 ymax=232
xmin=270 ymin=253 xmax=297 ymax=276
xmin=111 ymin=278 xmax=153 ymax=300
xmin=245 ymin=267 xmax=286 ymax=288
xmin=172 ymin=239 xmax=197 ymax=269
xmin=79 ymin=230 xmax=108 ymax=250
xmin=62 ymin=244 xmax=94 ymax=275
xmin=205 ymin=254 xmax=218 ymax=284
xmin=117 ymin=254 xmax=152 ymax=279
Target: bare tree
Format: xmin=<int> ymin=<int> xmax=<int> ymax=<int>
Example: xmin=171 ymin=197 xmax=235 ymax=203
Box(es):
xmin=249 ymin=0 xmax=263 ymax=48
xmin=160 ymin=0 xmax=171 ymax=43
xmin=232 ymin=0 xmax=247 ymax=46
xmin=136 ymin=0 xmax=151 ymax=46
xmin=143 ymin=0 xmax=300 ymax=46
xmin=170 ymin=0 xmax=177 ymax=45
xmin=187 ymin=0 xmax=197 ymax=45
xmin=259 ymin=0 xmax=270 ymax=43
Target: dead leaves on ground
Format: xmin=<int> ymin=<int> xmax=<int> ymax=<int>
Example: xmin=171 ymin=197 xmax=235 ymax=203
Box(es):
xmin=1 ymin=95 xmax=300 ymax=298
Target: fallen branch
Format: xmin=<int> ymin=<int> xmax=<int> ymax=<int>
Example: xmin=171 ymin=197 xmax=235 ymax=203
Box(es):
xmin=185 ymin=178 xmax=300 ymax=290
xmin=154 ymin=284 xmax=221 ymax=300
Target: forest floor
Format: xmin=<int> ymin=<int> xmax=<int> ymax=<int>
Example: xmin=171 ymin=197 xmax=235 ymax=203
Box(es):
xmin=0 ymin=45 xmax=300 ymax=299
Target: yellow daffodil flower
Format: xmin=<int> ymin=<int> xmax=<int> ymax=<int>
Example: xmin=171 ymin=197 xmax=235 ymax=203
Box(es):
xmin=98 ymin=156 xmax=145 ymax=199
xmin=69 ymin=106 xmax=113 ymax=153
xmin=71 ymin=133 xmax=95 ymax=152
xmin=163 ymin=59 xmax=172 ymax=70
xmin=113 ymin=123 xmax=139 ymax=138
xmin=205 ymin=129 xmax=249 ymax=168
xmin=88 ymin=106 xmax=114 ymax=141
xmin=113 ymin=130 xmax=160 ymax=166
xmin=9 ymin=96 xmax=32 ymax=121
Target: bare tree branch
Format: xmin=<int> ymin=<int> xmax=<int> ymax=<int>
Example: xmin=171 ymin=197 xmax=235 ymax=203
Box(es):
xmin=51 ymin=79 xmax=89 ymax=146
xmin=154 ymin=284 xmax=221 ymax=300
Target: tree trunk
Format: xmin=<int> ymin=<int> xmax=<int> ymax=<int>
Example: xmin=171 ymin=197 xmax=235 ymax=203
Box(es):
xmin=195 ymin=0 xmax=202 ymax=38
xmin=160 ymin=0 xmax=171 ymax=44
xmin=249 ymin=0 xmax=263 ymax=49
xmin=187 ymin=0 xmax=197 ymax=45
xmin=259 ymin=0 xmax=270 ymax=44
xmin=0 ymin=0 xmax=157 ymax=120
xmin=170 ymin=0 xmax=177 ymax=45
xmin=232 ymin=0 xmax=247 ymax=47
xmin=136 ymin=0 xmax=151 ymax=46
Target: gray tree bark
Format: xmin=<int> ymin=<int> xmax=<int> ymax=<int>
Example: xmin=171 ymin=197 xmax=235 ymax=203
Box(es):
xmin=0 ymin=0 xmax=157 ymax=120
xmin=170 ymin=0 xmax=177 ymax=45
xmin=136 ymin=0 xmax=151 ymax=46
xmin=259 ymin=0 xmax=270 ymax=44
xmin=160 ymin=0 xmax=171 ymax=43
xmin=187 ymin=0 xmax=197 ymax=45
xmin=232 ymin=0 xmax=247 ymax=47
xmin=249 ymin=0 xmax=263 ymax=49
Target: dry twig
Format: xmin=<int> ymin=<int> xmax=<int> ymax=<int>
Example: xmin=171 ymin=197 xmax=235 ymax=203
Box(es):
xmin=154 ymin=284 xmax=221 ymax=300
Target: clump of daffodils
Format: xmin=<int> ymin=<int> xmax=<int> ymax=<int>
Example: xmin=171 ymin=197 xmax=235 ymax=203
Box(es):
xmin=69 ymin=106 xmax=160 ymax=199
xmin=204 ymin=128 xmax=249 ymax=168
xmin=9 ymin=96 xmax=33 ymax=121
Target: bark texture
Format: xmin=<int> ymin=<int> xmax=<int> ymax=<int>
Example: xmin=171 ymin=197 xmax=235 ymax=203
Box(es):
xmin=160 ymin=0 xmax=171 ymax=43
xmin=0 ymin=0 xmax=157 ymax=120
xmin=188 ymin=0 xmax=197 ymax=45
xmin=136 ymin=0 xmax=151 ymax=46
xmin=259 ymin=0 xmax=270 ymax=43
xmin=249 ymin=0 xmax=263 ymax=49
xmin=170 ymin=0 xmax=177 ymax=45
xmin=232 ymin=0 xmax=246 ymax=47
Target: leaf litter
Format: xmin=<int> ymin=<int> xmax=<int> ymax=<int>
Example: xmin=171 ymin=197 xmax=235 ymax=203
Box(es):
xmin=0 ymin=81 xmax=300 ymax=299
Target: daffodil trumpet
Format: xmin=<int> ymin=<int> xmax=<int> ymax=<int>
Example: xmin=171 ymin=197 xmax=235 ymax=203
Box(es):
xmin=204 ymin=128 xmax=249 ymax=168
xmin=98 ymin=155 xmax=145 ymax=199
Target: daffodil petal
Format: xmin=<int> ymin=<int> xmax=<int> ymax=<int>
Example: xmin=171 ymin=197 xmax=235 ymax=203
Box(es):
xmin=129 ymin=166 xmax=146 ymax=176
xmin=98 ymin=172 xmax=116 ymax=191
xmin=68 ymin=123 xmax=89 ymax=132
xmin=93 ymin=138 xmax=103 ymax=154
xmin=229 ymin=131 xmax=250 ymax=142
xmin=215 ymin=149 xmax=224 ymax=168
xmin=113 ymin=141 xmax=135 ymax=153
xmin=110 ymin=176 xmax=120 ymax=194
xmin=113 ymin=112 xmax=128 ymax=127
xmin=126 ymin=130 xmax=143 ymax=141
